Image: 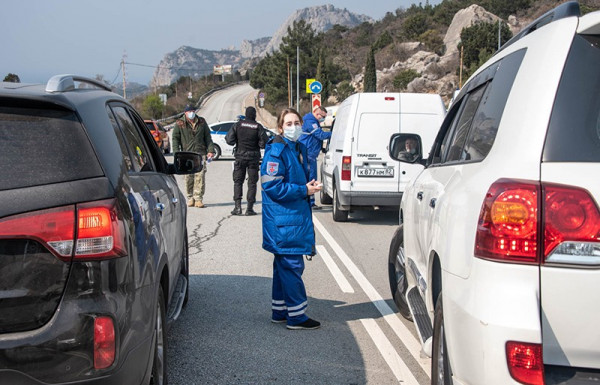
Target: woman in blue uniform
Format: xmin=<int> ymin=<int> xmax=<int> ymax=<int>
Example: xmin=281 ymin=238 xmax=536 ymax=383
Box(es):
xmin=260 ymin=108 xmax=322 ymax=330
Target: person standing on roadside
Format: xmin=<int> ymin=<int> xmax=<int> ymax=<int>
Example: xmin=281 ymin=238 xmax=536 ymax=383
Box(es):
xmin=225 ymin=106 xmax=268 ymax=216
xmin=172 ymin=105 xmax=215 ymax=208
xmin=261 ymin=107 xmax=322 ymax=330
xmin=298 ymin=105 xmax=330 ymax=209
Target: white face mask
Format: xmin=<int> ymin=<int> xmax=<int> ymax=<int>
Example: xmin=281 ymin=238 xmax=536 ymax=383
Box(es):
xmin=283 ymin=125 xmax=303 ymax=141
xmin=186 ymin=111 xmax=195 ymax=120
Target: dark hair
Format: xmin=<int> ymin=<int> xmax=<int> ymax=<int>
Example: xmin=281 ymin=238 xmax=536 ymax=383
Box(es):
xmin=276 ymin=108 xmax=303 ymax=132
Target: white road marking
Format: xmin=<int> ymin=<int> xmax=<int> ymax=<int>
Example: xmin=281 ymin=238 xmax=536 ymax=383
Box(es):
xmin=313 ymin=215 xmax=431 ymax=377
xmin=360 ymin=318 xmax=420 ymax=385
xmin=316 ymin=245 xmax=354 ymax=293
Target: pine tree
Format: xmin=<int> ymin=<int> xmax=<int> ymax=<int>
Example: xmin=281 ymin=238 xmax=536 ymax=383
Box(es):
xmin=364 ymin=47 xmax=377 ymax=92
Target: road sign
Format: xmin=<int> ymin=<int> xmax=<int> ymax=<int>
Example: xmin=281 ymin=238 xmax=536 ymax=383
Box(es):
xmin=259 ymin=92 xmax=265 ymax=98
xmin=310 ymin=81 xmax=323 ymax=94
xmin=306 ymin=79 xmax=316 ymax=94
xmin=312 ymin=94 xmax=321 ymax=110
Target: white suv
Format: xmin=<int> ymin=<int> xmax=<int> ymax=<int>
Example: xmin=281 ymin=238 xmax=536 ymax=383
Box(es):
xmin=388 ymin=3 xmax=600 ymax=384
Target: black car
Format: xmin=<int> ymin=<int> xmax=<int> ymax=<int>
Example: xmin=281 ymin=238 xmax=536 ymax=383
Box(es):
xmin=0 ymin=75 xmax=201 ymax=384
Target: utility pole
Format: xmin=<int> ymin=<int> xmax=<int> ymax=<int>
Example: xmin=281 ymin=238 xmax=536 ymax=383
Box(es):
xmin=121 ymin=53 xmax=127 ymax=99
xmin=459 ymin=46 xmax=464 ymax=89
xmin=296 ymin=46 xmax=300 ymax=111
xmin=287 ymin=56 xmax=291 ymax=107
xmin=498 ymin=20 xmax=501 ymax=50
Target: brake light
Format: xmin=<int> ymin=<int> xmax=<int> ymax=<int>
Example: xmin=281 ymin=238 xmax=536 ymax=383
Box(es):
xmin=0 ymin=206 xmax=75 ymax=259
xmin=506 ymin=341 xmax=544 ymax=385
xmin=384 ymin=96 xmax=395 ymax=101
xmin=0 ymin=199 xmax=125 ymax=261
xmin=543 ymin=184 xmax=600 ymax=262
xmin=341 ymin=156 xmax=352 ymax=181
xmin=75 ymin=199 xmax=126 ymax=259
xmin=94 ymin=316 xmax=115 ymax=369
xmin=475 ymin=179 xmax=540 ymax=263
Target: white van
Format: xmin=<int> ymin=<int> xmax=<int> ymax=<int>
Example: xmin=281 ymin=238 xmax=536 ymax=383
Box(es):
xmin=320 ymin=92 xmax=445 ymax=221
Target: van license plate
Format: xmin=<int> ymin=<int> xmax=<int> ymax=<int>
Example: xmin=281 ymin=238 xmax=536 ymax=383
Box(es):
xmin=357 ymin=167 xmax=394 ymax=177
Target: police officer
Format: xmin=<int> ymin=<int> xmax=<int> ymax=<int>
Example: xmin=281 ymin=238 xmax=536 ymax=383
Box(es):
xmin=261 ymin=107 xmax=321 ymax=330
xmin=225 ymin=106 xmax=268 ymax=216
xmin=298 ymin=105 xmax=330 ymax=209
xmin=172 ymin=105 xmax=215 ymax=208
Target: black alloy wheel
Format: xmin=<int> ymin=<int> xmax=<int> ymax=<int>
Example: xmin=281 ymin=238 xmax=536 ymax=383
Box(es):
xmin=387 ymin=224 xmax=412 ymax=320
xmin=150 ymin=287 xmax=168 ymax=385
xmin=432 ymin=293 xmax=452 ymax=385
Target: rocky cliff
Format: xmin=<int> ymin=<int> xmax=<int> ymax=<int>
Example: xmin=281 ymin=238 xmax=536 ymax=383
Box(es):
xmin=150 ymin=4 xmax=372 ymax=87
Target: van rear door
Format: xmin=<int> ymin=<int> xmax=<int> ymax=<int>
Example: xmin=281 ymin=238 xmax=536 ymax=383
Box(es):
xmin=353 ymin=109 xmax=400 ymax=194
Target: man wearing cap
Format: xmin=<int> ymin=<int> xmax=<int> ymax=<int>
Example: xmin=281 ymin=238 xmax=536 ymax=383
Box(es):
xmin=298 ymin=105 xmax=330 ymax=209
xmin=225 ymin=106 xmax=269 ymax=215
xmin=172 ymin=105 xmax=215 ymax=208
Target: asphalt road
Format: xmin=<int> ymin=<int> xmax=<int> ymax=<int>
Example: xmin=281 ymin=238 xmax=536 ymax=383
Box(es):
xmin=164 ymin=84 xmax=430 ymax=385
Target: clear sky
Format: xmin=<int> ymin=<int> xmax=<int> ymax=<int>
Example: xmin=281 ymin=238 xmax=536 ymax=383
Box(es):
xmin=1 ymin=0 xmax=439 ymax=85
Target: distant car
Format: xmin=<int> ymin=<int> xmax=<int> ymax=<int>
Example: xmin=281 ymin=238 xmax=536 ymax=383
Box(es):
xmin=209 ymin=120 xmax=274 ymax=160
xmin=0 ymin=74 xmax=201 ymax=384
xmin=388 ymin=3 xmax=600 ymax=384
xmin=209 ymin=120 xmax=236 ymax=160
xmin=145 ymin=119 xmax=170 ymax=154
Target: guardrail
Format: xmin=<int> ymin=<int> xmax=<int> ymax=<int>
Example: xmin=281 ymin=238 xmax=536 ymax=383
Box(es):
xmin=157 ymin=82 xmax=244 ymax=124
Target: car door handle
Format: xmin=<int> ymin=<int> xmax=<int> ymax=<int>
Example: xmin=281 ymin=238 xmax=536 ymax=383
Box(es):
xmin=417 ymin=192 xmax=423 ymax=201
xmin=155 ymin=203 xmax=166 ymax=212
xmin=429 ymin=198 xmax=437 ymax=208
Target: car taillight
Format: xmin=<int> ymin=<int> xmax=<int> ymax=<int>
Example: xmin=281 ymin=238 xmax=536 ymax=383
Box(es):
xmin=0 ymin=206 xmax=75 ymax=259
xmin=0 ymin=199 xmax=126 ymax=260
xmin=506 ymin=341 xmax=544 ymax=385
xmin=94 ymin=316 xmax=115 ymax=369
xmin=475 ymin=179 xmax=600 ymax=266
xmin=341 ymin=156 xmax=351 ymax=181
xmin=475 ymin=179 xmax=540 ymax=263
xmin=75 ymin=199 xmax=126 ymax=259
xmin=543 ymin=184 xmax=600 ymax=264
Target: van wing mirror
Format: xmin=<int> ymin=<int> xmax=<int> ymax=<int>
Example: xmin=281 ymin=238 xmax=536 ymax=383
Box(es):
xmin=389 ymin=133 xmax=423 ymax=164
xmin=169 ymin=152 xmax=203 ymax=174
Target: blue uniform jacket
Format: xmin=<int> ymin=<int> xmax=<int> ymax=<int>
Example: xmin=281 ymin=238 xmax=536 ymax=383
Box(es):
xmin=261 ymin=135 xmax=315 ymax=256
xmin=299 ymin=113 xmax=332 ymax=161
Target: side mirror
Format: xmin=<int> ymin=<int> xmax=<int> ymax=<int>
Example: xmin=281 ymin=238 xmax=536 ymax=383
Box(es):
xmin=389 ymin=134 xmax=422 ymax=164
xmin=168 ymin=152 xmax=203 ymax=174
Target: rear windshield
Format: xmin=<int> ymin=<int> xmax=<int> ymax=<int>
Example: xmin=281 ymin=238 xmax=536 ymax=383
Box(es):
xmin=543 ymin=34 xmax=600 ymax=162
xmin=0 ymin=106 xmax=103 ymax=190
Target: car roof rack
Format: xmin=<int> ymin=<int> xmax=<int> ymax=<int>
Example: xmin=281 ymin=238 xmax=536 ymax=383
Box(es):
xmin=46 ymin=74 xmax=112 ymax=93
xmin=495 ymin=1 xmax=580 ymax=55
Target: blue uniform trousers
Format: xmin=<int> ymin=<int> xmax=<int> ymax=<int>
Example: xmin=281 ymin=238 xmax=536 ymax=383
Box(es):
xmin=272 ymin=254 xmax=309 ymax=325
xmin=307 ymin=158 xmax=318 ymax=206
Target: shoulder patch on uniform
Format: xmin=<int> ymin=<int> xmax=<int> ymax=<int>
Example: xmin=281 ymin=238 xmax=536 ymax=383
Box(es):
xmin=312 ymin=123 xmax=318 ymax=129
xmin=266 ymin=161 xmax=279 ymax=176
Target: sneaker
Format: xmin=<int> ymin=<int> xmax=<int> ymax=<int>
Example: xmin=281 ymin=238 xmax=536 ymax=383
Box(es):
xmin=286 ymin=318 xmax=321 ymax=330
xmin=311 ymin=205 xmax=322 ymax=210
xmin=271 ymin=318 xmax=286 ymax=324
xmin=195 ymin=200 xmax=205 ymax=208
xmin=187 ymin=198 xmax=195 ymax=207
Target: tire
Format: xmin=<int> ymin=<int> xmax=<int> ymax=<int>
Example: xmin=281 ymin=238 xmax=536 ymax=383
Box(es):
xmin=150 ymin=287 xmax=168 ymax=385
xmin=332 ymin=185 xmax=348 ymax=222
xmin=182 ymin=232 xmax=189 ymax=308
xmin=387 ymin=224 xmax=412 ymax=320
xmin=320 ymin=169 xmax=333 ymax=205
xmin=213 ymin=145 xmax=221 ymax=160
xmin=432 ymin=293 xmax=452 ymax=385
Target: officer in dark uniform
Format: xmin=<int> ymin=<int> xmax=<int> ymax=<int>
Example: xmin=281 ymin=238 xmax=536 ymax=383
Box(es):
xmin=225 ymin=106 xmax=269 ymax=216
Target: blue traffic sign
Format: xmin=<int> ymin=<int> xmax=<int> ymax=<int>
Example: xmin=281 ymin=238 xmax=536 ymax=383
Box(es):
xmin=309 ymin=81 xmax=323 ymax=94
